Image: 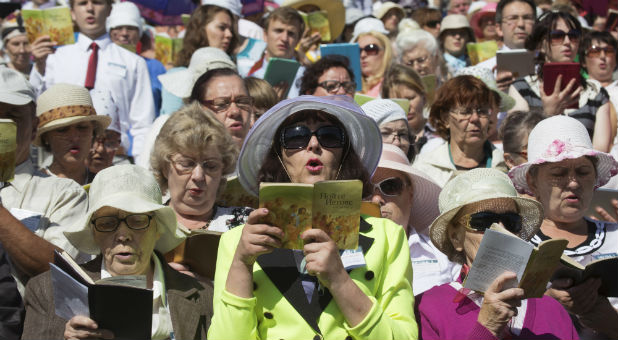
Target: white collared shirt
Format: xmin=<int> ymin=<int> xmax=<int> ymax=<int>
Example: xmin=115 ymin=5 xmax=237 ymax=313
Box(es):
xmin=0 ymin=159 xmax=90 ymax=295
xmin=100 ymin=254 xmax=174 ymax=339
xmin=29 ymin=33 xmax=155 ymax=157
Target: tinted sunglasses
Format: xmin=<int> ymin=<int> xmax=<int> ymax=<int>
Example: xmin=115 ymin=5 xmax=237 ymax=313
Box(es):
xmin=549 ymin=29 xmax=580 ymax=45
xmin=586 ymin=45 xmax=617 ymax=58
xmin=280 ymin=125 xmax=346 ymax=149
xmin=372 ymin=177 xmax=405 ymax=197
xmin=360 ymin=44 xmax=382 ymax=56
xmin=463 ymin=211 xmax=522 ymax=234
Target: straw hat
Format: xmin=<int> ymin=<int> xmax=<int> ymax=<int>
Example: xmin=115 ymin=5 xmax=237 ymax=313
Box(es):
xmin=350 ymin=17 xmax=389 ymax=42
xmin=64 ymin=164 xmax=185 ymax=255
xmin=361 ymin=99 xmax=407 ymax=126
xmin=106 ymin=1 xmax=143 ymax=36
xmin=377 ymin=143 xmax=441 ymax=232
xmin=439 ymin=14 xmax=473 ymax=39
xmin=373 ymin=2 xmax=405 ymax=20
xmin=282 ymin=0 xmax=345 ymax=41
xmin=0 ymin=67 xmax=35 ymax=105
xmin=202 ymin=0 xmax=242 ymax=17
xmin=509 ymin=116 xmax=618 ymax=195
xmin=429 ymin=168 xmax=543 ymax=258
xmin=237 ymin=95 xmax=382 ymax=196
xmin=455 ymin=66 xmax=515 ymax=112
xmin=158 ymin=47 xmax=236 ymax=99
xmin=34 ymin=84 xmax=111 ymax=147
xmin=470 ymin=2 xmax=497 ymax=39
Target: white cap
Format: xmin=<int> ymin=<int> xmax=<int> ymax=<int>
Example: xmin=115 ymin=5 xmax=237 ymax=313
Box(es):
xmin=0 ymin=68 xmax=36 ymax=106
xmin=106 ymin=2 xmax=143 ymax=36
xmin=361 ymin=99 xmax=407 ymax=126
xmin=201 ymin=0 xmax=242 ymax=17
xmin=350 ymin=17 xmax=389 ymax=42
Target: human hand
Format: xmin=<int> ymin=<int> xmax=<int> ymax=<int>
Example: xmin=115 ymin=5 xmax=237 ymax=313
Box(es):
xmin=477 ymin=272 xmax=524 ymax=337
xmin=540 ymin=75 xmax=582 ymax=116
xmin=64 ymin=315 xmax=113 ymax=340
xmin=547 ymin=277 xmax=601 ymax=315
xmin=298 ymin=32 xmax=321 ymax=53
xmin=233 ymin=208 xmax=283 ymax=267
xmin=272 ymin=81 xmax=290 ymax=101
xmin=301 ymin=229 xmax=347 ymax=289
xmin=31 ymin=35 xmax=56 ymax=75
xmin=594 ymin=199 xmax=618 ymax=223
xmin=495 ymin=69 xmax=514 ymax=93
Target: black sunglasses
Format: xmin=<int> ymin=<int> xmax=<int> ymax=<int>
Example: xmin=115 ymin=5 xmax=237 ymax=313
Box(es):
xmin=372 ymin=177 xmax=405 ymax=197
xmin=359 ymin=44 xmax=381 ymax=56
xmin=280 ymin=125 xmax=346 ymax=149
xmin=464 ymin=211 xmax=522 ymax=234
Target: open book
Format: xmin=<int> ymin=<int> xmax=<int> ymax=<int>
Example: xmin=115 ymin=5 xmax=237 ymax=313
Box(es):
xmin=259 ymin=180 xmax=363 ymax=250
xmin=299 ymin=11 xmax=330 ymax=42
xmin=154 ymin=35 xmax=183 ymax=66
xmin=464 ymin=224 xmax=568 ymax=298
xmin=263 ymin=58 xmax=300 ymax=97
xmin=0 ymin=119 xmax=16 ymax=183
xmin=51 ymin=251 xmax=152 ymax=339
xmin=21 ymin=6 xmax=74 ymax=45
xmin=165 ymin=230 xmax=222 ymax=280
xmin=466 ymin=40 xmax=498 ymax=65
xmin=553 ymin=254 xmax=618 ymax=297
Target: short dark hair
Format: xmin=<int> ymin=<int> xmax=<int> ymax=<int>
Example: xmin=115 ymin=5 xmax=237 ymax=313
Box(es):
xmin=299 ymin=55 xmax=355 ymax=95
xmin=188 ymin=68 xmax=245 ymax=103
xmin=496 ymin=0 xmax=536 ymax=23
xmin=579 ymin=30 xmax=618 ymax=72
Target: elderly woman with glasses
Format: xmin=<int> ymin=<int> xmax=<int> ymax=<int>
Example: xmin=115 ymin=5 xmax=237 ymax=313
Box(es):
xmin=21 ymin=165 xmax=213 ymax=339
xmin=299 ymin=55 xmax=356 ymax=98
xmin=416 ymin=168 xmax=578 ymax=339
xmin=208 ymin=96 xmax=417 ymax=339
xmin=396 ymin=28 xmax=447 ymax=83
xmin=508 ymin=11 xmax=612 ymax=152
xmin=412 ymin=75 xmax=507 ymax=187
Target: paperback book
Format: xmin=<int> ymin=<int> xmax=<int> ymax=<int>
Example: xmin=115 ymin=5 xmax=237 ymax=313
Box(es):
xmin=21 ymin=6 xmax=74 ymax=45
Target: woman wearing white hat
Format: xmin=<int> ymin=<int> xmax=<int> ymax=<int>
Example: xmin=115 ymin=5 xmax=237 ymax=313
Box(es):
xmin=35 ymin=83 xmax=110 ymax=185
xmin=361 ymin=98 xmax=411 ymax=155
xmin=208 ymin=95 xmax=416 ymax=339
xmin=508 ymin=115 xmax=618 ymax=338
xmin=439 ymin=14 xmax=475 ymax=75
xmin=1 ymin=20 xmax=31 ymax=77
xmin=417 ymin=168 xmax=577 ymax=339
xmin=351 ymin=22 xmax=393 ymax=97
xmin=22 ymin=165 xmax=213 ymax=339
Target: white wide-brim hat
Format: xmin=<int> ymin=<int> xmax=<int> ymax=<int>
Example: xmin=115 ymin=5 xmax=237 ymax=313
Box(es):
xmin=455 ymin=66 xmax=515 ymax=112
xmin=430 ymin=168 xmax=543 ymax=258
xmin=282 ymin=0 xmax=345 ymax=40
xmin=509 ymin=115 xmax=618 ymax=195
xmin=377 ymin=143 xmax=441 ymax=232
xmin=65 ymin=164 xmax=185 ymax=255
xmin=158 ymin=47 xmax=237 ymax=99
xmin=237 ymin=95 xmax=382 ymax=196
xmin=350 ymin=17 xmax=389 ymax=42
xmin=34 ymin=83 xmax=111 ymax=147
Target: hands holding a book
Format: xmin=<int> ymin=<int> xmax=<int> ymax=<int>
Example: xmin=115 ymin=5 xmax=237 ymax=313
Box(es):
xmin=64 ymin=315 xmax=113 ymax=340
xmin=234 ymin=208 xmax=285 ymax=267
xmin=31 ymin=35 xmax=56 ymax=75
xmin=539 ymin=75 xmax=582 ymax=116
xmin=477 ymin=271 xmax=524 ymax=337
xmin=494 ymin=69 xmax=514 ymax=93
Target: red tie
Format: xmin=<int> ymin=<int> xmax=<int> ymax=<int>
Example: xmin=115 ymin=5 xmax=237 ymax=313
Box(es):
xmin=84 ymin=42 xmax=99 ymax=90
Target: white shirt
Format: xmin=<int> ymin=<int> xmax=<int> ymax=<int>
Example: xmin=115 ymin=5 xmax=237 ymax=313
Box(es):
xmin=408 ymin=228 xmax=461 ymax=295
xmin=29 ymin=33 xmax=155 ymax=157
xmin=0 ymin=159 xmax=90 ymax=294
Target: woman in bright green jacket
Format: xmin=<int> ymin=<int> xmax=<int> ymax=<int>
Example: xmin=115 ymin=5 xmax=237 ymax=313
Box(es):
xmin=208 ymin=95 xmax=418 ymax=340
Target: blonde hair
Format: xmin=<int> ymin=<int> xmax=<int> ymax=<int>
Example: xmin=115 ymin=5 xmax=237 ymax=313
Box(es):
xmin=354 ymin=31 xmax=393 ymax=93
xmin=150 ymin=102 xmax=238 ymax=194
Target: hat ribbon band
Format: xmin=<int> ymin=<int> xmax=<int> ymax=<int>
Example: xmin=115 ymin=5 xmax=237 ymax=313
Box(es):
xmin=38 ymin=105 xmax=97 ymax=128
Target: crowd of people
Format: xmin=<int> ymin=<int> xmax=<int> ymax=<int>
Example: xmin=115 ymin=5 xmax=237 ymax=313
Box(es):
xmin=1 ymin=0 xmax=618 ymax=339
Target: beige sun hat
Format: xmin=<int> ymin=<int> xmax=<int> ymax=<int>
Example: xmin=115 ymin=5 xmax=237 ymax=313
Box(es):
xmin=439 ymin=14 xmax=474 ymax=40
xmin=34 ymin=83 xmax=111 ymax=147
xmin=373 ymin=1 xmax=405 ymax=20
xmin=282 ymin=0 xmax=345 ymax=41
xmin=429 ymin=168 xmax=543 ymax=258
xmin=64 ymin=164 xmax=185 ymax=255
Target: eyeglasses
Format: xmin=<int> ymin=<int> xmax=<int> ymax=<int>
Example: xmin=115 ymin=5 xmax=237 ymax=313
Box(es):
xmin=372 ymin=177 xmax=405 ymax=197
xmin=318 ymin=80 xmax=356 ymax=94
xmin=449 ymin=107 xmax=492 ymax=119
xmin=381 ymin=130 xmax=410 ymax=142
xmin=200 ymin=95 xmax=254 ymax=113
xmin=549 ymin=29 xmax=580 ymax=45
xmin=91 ymin=214 xmax=153 ymax=232
xmin=359 ymin=44 xmax=382 ymax=56
xmin=170 ymin=155 xmax=223 ymax=175
xmin=424 ymin=20 xmax=440 ymax=29
xmin=586 ymin=45 xmax=617 ymax=58
xmin=280 ymin=125 xmax=346 ymax=149
xmin=92 ymin=136 xmax=120 ymax=151
xmin=463 ymin=211 xmax=522 ymax=234
xmin=403 ymin=55 xmax=430 ymax=67
xmin=500 ymin=14 xmax=535 ymax=25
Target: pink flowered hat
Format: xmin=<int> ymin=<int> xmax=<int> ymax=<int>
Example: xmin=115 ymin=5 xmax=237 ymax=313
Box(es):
xmin=508 ymin=115 xmax=618 ymax=195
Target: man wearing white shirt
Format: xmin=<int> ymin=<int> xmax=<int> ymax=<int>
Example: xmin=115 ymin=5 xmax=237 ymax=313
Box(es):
xmin=477 ymin=0 xmax=536 ymax=92
xmin=29 ymin=0 xmax=154 ymax=158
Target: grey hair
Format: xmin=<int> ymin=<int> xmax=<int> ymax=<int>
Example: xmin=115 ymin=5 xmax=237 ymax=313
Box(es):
xmin=395 ymin=29 xmax=439 ymax=59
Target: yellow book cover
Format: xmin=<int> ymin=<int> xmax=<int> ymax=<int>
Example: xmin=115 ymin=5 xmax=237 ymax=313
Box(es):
xmin=307 ymin=11 xmax=330 ymax=42
xmin=0 ymin=119 xmax=17 ymax=183
xmin=217 ymin=176 xmax=258 ymax=208
xmin=22 ymin=6 xmax=74 ymax=45
xmin=466 ymin=40 xmax=499 ymax=65
xmin=154 ymin=36 xmax=183 ymax=66
xmin=258 ymin=180 xmax=362 ymax=250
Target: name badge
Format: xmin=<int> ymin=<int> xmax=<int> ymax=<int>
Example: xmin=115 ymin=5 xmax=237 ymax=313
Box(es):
xmin=340 ymin=246 xmax=366 ymax=270
xmin=107 ymin=62 xmax=127 ymax=77
xmin=9 ymin=208 xmax=42 ymax=232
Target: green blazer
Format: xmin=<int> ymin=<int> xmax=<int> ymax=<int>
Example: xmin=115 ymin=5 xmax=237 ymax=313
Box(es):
xmin=21 ymin=252 xmax=213 ymax=340
xmin=208 ymin=216 xmax=418 ymax=340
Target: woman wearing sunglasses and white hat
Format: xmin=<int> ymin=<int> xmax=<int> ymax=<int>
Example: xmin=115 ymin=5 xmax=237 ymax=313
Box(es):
xmin=416 ymin=168 xmax=577 ymax=339
xmin=208 ymin=95 xmax=417 ymax=339
xmin=509 ymin=115 xmax=618 ymax=338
